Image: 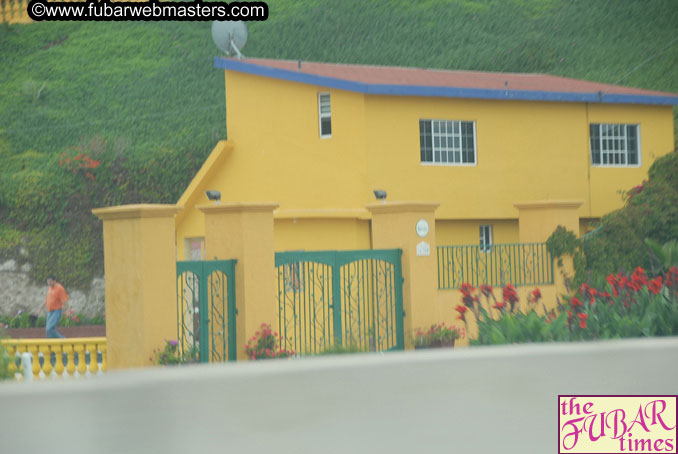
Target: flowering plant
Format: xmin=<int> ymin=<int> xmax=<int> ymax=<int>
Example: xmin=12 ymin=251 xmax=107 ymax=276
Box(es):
xmin=60 ymin=309 xmax=81 ymax=327
xmin=59 ymin=146 xmax=101 ymax=182
xmin=462 ymin=266 xmax=678 ymax=345
xmin=151 ymin=339 xmax=198 ymax=365
xmin=413 ymin=323 xmax=464 ymax=348
xmin=244 ymin=323 xmax=295 ymax=360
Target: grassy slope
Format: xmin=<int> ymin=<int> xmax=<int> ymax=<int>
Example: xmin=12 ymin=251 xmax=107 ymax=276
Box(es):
xmin=0 ymin=0 xmax=677 ymax=287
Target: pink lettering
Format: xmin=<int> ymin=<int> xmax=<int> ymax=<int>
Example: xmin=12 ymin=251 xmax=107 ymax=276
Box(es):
xmin=561 ymin=417 xmax=586 ymax=450
xmin=606 ymin=409 xmax=628 ymax=439
xmin=584 ymin=413 xmax=607 ymax=442
xmin=629 ymin=405 xmax=650 ymax=433
xmin=644 ymin=400 xmax=676 ymax=431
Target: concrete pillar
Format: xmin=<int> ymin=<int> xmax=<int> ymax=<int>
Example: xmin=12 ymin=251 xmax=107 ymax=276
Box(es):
xmin=198 ymin=202 xmax=278 ymax=360
xmin=366 ymin=202 xmax=439 ymax=348
xmin=92 ymin=204 xmax=181 ymax=369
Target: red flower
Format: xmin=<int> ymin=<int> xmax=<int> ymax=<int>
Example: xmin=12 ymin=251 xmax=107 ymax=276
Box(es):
xmin=665 ymin=267 xmax=678 ymax=287
xmin=502 ymin=284 xmax=518 ymax=304
xmin=528 ymin=288 xmax=541 ymax=303
xmin=570 ymin=297 xmax=582 ymax=307
xmin=493 ymin=301 xmax=506 ymax=310
xmin=460 ymin=283 xmax=475 ymax=295
xmin=631 ymin=267 xmax=648 ymax=288
xmin=480 ymin=284 xmax=493 ymax=297
xmin=577 ymin=313 xmax=588 ymax=321
xmin=455 ymin=305 xmax=468 ymax=316
xmin=579 ymin=320 xmax=587 ymax=329
xmin=567 ymin=310 xmax=573 ymax=321
xmin=648 ymin=276 xmax=663 ymax=295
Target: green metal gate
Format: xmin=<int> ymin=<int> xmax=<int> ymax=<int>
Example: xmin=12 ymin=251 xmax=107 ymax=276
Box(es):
xmin=275 ymin=249 xmax=404 ymax=355
xmin=176 ymin=260 xmax=237 ymax=363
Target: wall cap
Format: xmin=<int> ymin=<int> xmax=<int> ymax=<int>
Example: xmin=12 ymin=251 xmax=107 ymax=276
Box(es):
xmin=92 ymin=204 xmax=181 ymax=221
xmin=366 ymin=201 xmax=440 ymax=215
xmin=513 ymin=200 xmax=583 ymax=210
xmin=198 ymin=202 xmax=280 ymax=214
xmin=275 ymin=209 xmax=370 ymax=220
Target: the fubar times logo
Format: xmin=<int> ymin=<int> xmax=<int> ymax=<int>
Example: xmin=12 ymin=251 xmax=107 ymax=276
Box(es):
xmin=559 ymin=396 xmax=677 ymax=453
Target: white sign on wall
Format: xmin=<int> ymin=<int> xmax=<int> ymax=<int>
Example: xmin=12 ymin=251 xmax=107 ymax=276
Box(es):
xmin=416 ymin=241 xmax=430 ymax=257
xmin=415 ymin=219 xmax=429 ymax=238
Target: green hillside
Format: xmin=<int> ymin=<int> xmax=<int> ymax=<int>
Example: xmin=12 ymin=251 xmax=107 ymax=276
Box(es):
xmin=1 ymin=0 xmax=677 ymax=288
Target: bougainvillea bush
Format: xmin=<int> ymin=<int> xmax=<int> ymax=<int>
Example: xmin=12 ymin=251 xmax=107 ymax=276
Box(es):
xmin=244 ymin=323 xmax=295 ymax=360
xmin=457 ymin=266 xmax=678 ymax=345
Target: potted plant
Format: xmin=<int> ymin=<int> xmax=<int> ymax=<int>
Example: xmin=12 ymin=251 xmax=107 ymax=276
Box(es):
xmin=244 ymin=323 xmax=295 ymax=360
xmin=413 ymin=323 xmax=463 ymax=349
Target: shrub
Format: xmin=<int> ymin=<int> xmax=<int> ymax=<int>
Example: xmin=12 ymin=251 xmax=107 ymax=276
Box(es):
xmin=578 ymin=151 xmax=678 ymax=280
xmin=0 ymin=327 xmax=14 ymax=381
xmin=244 ymin=323 xmax=295 ymax=360
xmin=316 ymin=344 xmax=363 ymax=355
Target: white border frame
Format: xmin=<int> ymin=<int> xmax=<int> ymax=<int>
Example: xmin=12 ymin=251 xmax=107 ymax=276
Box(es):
xmin=419 ymin=119 xmax=478 ymax=167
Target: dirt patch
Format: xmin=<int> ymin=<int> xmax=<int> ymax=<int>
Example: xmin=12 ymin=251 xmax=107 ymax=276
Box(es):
xmin=3 ymin=325 xmax=105 ymax=339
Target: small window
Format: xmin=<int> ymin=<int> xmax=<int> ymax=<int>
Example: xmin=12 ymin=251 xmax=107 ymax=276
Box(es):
xmin=590 ymin=123 xmax=640 ymax=167
xmin=479 ymin=225 xmax=492 ymax=252
xmin=184 ymin=237 xmax=204 ymax=261
xmin=318 ymin=92 xmax=332 ymax=138
xmin=419 ymin=119 xmax=476 ymax=165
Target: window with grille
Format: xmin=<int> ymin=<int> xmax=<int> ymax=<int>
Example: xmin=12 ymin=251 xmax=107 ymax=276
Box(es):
xmin=479 ymin=225 xmax=493 ymax=252
xmin=318 ymin=92 xmax=332 ymax=138
xmin=590 ymin=123 xmax=639 ymax=166
xmin=419 ymin=119 xmax=476 ymax=165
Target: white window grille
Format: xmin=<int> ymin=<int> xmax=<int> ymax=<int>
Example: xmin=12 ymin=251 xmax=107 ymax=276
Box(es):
xmin=590 ymin=123 xmax=640 ymax=166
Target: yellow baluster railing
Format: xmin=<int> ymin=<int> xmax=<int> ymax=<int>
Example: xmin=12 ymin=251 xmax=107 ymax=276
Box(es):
xmin=1 ymin=338 xmax=107 ymax=381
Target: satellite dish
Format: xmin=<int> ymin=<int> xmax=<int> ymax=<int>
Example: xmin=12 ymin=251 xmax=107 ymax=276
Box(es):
xmin=212 ymin=21 xmax=247 ymax=59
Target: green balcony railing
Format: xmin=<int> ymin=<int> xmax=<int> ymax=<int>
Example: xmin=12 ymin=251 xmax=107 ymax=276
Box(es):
xmin=437 ymin=242 xmax=554 ymax=289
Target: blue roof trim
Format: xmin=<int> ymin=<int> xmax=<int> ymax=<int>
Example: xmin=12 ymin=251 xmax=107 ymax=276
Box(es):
xmin=214 ymin=57 xmax=678 ymax=106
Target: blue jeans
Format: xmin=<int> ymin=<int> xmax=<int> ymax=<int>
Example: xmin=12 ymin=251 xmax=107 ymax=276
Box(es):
xmin=46 ymin=309 xmax=65 ymax=338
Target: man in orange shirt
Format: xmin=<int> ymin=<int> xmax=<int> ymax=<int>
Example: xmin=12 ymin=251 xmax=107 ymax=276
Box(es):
xmin=35 ymin=275 xmax=69 ymax=338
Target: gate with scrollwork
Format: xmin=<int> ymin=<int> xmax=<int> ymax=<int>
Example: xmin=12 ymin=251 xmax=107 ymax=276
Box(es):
xmin=275 ymin=249 xmax=404 ymax=355
xmin=176 ymin=260 xmax=237 ymax=363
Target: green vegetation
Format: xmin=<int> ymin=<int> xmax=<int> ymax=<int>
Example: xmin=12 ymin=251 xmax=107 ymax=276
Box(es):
xmin=0 ymin=310 xmax=105 ymax=328
xmin=0 ymin=328 xmax=14 ymax=381
xmin=1 ymin=0 xmax=677 ymax=288
xmin=460 ymin=269 xmax=678 ymax=345
xmin=575 ymin=151 xmax=678 ymax=281
xmin=316 ymin=344 xmax=363 ymax=355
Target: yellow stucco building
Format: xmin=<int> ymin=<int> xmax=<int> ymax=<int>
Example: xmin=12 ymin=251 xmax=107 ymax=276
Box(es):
xmin=176 ymin=58 xmax=678 ymax=260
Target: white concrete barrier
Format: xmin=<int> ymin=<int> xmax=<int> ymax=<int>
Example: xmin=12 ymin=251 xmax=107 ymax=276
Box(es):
xmin=1 ymin=337 xmax=677 ymax=454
